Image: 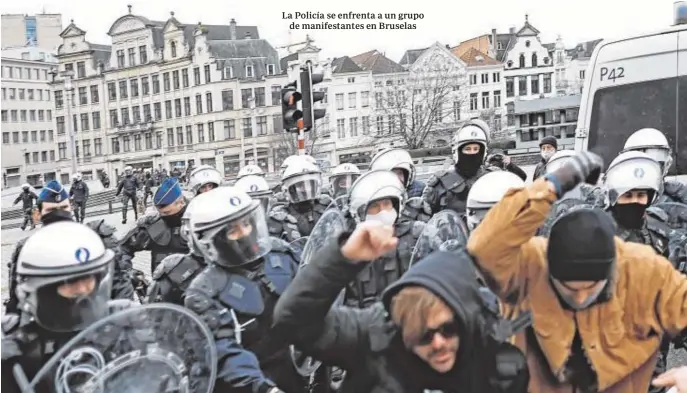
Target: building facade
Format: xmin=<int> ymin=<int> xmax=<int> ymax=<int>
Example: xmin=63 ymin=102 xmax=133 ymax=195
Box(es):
xmin=1 ymin=13 xmax=63 ymax=51
xmin=508 ymin=95 xmax=580 ymax=153
xmin=51 ymin=8 xmax=288 ymax=183
xmin=551 ymin=37 xmax=602 ymax=96
xmin=1 ymin=47 xmax=58 ymax=188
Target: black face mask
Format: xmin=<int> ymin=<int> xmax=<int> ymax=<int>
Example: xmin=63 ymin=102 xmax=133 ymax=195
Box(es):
xmin=161 ymin=205 xmax=186 ymax=228
xmin=456 ymin=152 xmax=483 ymax=177
xmin=610 ymin=203 xmax=646 ymax=230
xmin=42 ymin=210 xmax=74 ymax=225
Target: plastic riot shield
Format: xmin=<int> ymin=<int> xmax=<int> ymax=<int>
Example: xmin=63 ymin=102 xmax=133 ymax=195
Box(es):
xmin=20 ymin=303 xmax=217 ymax=393
xmin=289 ymin=237 xmax=308 ymax=257
xmin=290 ymin=209 xmax=348 ymax=378
xmin=651 ymin=201 xmax=687 ymax=230
xmin=410 ymin=210 xmax=468 ymax=266
xmin=327 ymin=195 xmax=349 ymax=213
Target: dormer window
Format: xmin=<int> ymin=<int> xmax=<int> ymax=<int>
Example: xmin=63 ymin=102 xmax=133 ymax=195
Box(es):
xmin=507 ymin=60 xmax=513 ymax=68
xmin=245 ymin=65 xmax=254 ymax=78
xmin=224 ymin=66 xmax=234 ymax=79
xmin=267 ymin=64 xmax=275 ymax=75
xmin=170 ymin=41 xmax=177 ymax=58
xmin=544 ymin=57 xmax=550 ymax=65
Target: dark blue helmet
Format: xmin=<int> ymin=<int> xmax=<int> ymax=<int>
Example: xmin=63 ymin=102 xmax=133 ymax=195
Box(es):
xmin=154 ymin=177 xmax=182 ymax=207
xmin=39 ymin=180 xmax=69 ymax=203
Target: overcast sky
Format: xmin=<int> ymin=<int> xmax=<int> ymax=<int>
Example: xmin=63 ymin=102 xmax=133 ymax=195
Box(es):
xmin=1 ymin=0 xmax=678 ymax=62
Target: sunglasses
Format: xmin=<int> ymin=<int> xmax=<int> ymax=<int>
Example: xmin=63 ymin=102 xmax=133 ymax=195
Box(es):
xmin=415 ymin=320 xmax=460 ymax=346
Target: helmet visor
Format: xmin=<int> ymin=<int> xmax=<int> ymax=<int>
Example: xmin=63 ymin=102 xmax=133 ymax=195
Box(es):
xmin=209 ymin=205 xmax=271 ymax=266
xmin=331 ymin=174 xmax=360 ymax=198
xmin=286 ymin=174 xmax=321 ymax=203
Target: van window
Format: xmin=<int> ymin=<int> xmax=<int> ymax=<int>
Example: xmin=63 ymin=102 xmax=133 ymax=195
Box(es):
xmin=588 ymin=77 xmax=683 ymax=175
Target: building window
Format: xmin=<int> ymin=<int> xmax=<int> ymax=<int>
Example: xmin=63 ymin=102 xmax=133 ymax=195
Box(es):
xmin=186 ymin=126 xmax=193 ymax=145
xmin=204 ymin=65 xmax=211 ymax=83
xmin=272 ymin=114 xmax=281 ymax=133
xmin=544 ymin=74 xmax=552 ymax=93
xmin=92 ymin=112 xmax=101 ymax=129
xmin=531 ymin=76 xmax=540 ymax=95
xmin=143 ymin=104 xmax=151 ymax=121
xmin=518 ymin=78 xmax=527 ymax=96
xmin=348 ymin=92 xmax=356 ymax=108
xmin=222 ymin=90 xmax=234 ymax=110
xmin=183 ymin=97 xmax=191 ymax=116
xmin=519 ymin=54 xmax=525 ymax=68
xmin=532 ymin=53 xmax=538 ymax=67
xmin=242 ymin=118 xmax=252 ymax=138
xmin=182 ymin=69 xmax=189 ymax=87
xmin=481 ymin=92 xmax=490 ymax=109
xmin=361 ymin=116 xmax=370 ymax=134
xmin=165 ymin=100 xmax=173 ymax=119
xmin=163 ymin=72 xmax=170 ymax=92
xmin=145 ymin=133 xmax=152 ymax=149
xmin=453 ymin=101 xmax=461 ymax=121
xmin=109 ymin=110 xmax=118 ymax=127
xmin=196 ymin=95 xmax=203 ymax=114
xmin=57 ymin=142 xmax=67 ymax=159
xmin=336 ymin=93 xmax=344 ymax=110
xmin=254 ymin=88 xmax=265 ymax=107
xmin=470 ymin=93 xmax=478 ymax=111
xmin=506 ymin=78 xmax=514 ymax=98
xmin=197 ymin=123 xmax=205 ymax=142
xmin=78 ymin=87 xmax=87 ymax=105
xmin=130 ymin=79 xmax=139 ymax=97
xmin=80 ymin=113 xmax=90 ymax=130
xmin=55 ymin=90 xmax=64 ymax=107
xmin=257 ymin=116 xmax=267 ymax=135
xmin=481 ymin=74 xmax=489 ymax=84
xmin=82 ymin=140 xmax=91 ymax=157
xmin=154 ymin=103 xmax=162 ymax=120
xmin=122 ymin=136 xmax=131 ymax=152
xmin=206 ymin=93 xmax=213 ymax=112
xmin=271 ymin=85 xmax=280 ymax=106
xmin=121 ymin=108 xmax=130 ymax=125
xmin=170 ymin=41 xmax=177 ymax=58
xmin=141 ymin=77 xmax=149 ymax=95
xmin=194 ymin=67 xmax=201 ymax=85
xmin=156 ymin=131 xmax=163 ymax=148
xmin=175 ymin=99 xmax=182 ymax=117
xmin=579 ymin=70 xmax=586 ymax=79
xmin=127 ymin=48 xmax=136 ymax=66
xmin=132 ymin=106 xmax=140 ymax=123
xmin=267 ymin=64 xmax=275 ymax=75
xmin=208 ymin=122 xmax=215 ymax=141
xmin=117 ymin=50 xmax=125 ymax=67
xmin=139 ymin=45 xmax=147 ymax=64
xmin=152 ymin=74 xmax=160 ymax=94
xmin=241 ymin=89 xmax=252 ymax=108
xmin=337 ymin=119 xmax=345 ymax=138
xmin=360 ymin=91 xmax=370 ymax=107
xmin=172 ymin=71 xmax=180 ymax=90
xmin=90 ymin=85 xmax=99 ymax=103
xmin=77 ymin=61 xmax=86 ymax=78
xmin=493 ymin=72 xmax=500 ymax=83
xmin=119 ymin=80 xmax=128 ymax=98
xmin=245 ymin=65 xmax=254 ymax=78
xmin=167 ymin=128 xmax=174 ymax=146
xmin=56 ymin=116 xmax=65 ymax=134
xmin=470 ymin=74 xmax=477 ymax=85
xmin=494 ymin=90 xmax=501 ymax=107
xmin=349 ymin=117 xmax=358 ymax=137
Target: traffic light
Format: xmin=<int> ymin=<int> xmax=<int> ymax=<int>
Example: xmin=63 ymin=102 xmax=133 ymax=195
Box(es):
xmin=281 ymin=81 xmax=302 ymax=132
xmin=300 ymin=63 xmax=326 ymax=131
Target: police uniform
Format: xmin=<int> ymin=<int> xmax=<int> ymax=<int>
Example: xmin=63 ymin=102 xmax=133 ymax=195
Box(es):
xmin=422 ymin=166 xmax=491 ymax=215
xmin=659 ymin=180 xmax=687 ymax=204
xmin=400 ymin=197 xmax=432 ymax=223
xmin=147 ymin=253 xmax=205 ymax=305
xmin=184 ymin=238 xmax=304 ymax=393
xmin=13 ymin=188 xmax=38 ymax=230
xmin=267 ymin=209 xmax=302 ymax=243
xmin=270 ymin=194 xmax=333 ymax=237
xmin=344 ymin=220 xmax=425 ymax=308
xmin=119 ymin=178 xmax=189 ymax=274
xmin=538 ymin=184 xmax=607 ymax=237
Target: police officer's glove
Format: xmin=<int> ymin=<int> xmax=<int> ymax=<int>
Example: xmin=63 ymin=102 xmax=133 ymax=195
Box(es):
xmin=545 ymin=151 xmax=604 ymax=198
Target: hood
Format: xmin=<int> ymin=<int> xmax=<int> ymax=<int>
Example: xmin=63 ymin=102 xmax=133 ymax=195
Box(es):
xmin=381 ymin=250 xmax=491 ymax=389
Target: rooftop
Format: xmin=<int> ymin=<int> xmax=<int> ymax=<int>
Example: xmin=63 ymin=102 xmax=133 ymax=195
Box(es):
xmin=513 ymin=94 xmax=581 ymax=114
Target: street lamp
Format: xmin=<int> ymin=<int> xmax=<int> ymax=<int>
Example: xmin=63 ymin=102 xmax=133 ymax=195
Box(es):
xmin=59 ymin=70 xmax=78 ymax=176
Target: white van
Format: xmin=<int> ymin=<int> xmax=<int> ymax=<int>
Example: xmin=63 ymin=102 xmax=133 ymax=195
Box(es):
xmin=575 ymin=3 xmax=687 ymax=176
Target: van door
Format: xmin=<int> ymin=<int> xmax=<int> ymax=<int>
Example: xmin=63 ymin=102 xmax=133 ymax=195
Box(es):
xmin=583 ymin=31 xmax=680 ymax=174
xmin=677 ymin=30 xmax=687 ymax=175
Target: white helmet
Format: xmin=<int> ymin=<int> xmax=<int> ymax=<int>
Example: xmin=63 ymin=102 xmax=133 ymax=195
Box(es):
xmin=466 ymin=171 xmax=524 ymax=231
xmin=329 ymin=163 xmax=361 ymax=198
xmin=72 ymin=173 xmax=82 ymax=181
xmin=21 ymin=183 xmax=30 ymax=190
xmin=280 ymin=155 xmax=316 ymax=178
xmin=235 ymin=175 xmax=272 ymax=212
xmin=603 ymin=151 xmax=662 ymax=206
xmin=16 ymin=222 xmax=114 ymax=332
xmin=188 ymin=187 xmax=271 ymax=266
xmin=348 ymin=169 xmax=405 ymax=224
xmin=180 ymin=198 xmax=203 ymax=256
xmin=370 ymin=148 xmax=416 ymax=188
xmin=544 ymin=150 xmax=577 ymax=174
xmin=124 ymin=165 xmax=133 ymax=175
xmin=237 ymin=164 xmax=265 ymax=180
xmin=622 ymin=128 xmax=673 ymax=176
xmin=281 ymin=157 xmax=322 ymax=204
xmin=451 ymin=120 xmax=489 ymax=163
xmin=188 ymin=165 xmax=223 ymax=195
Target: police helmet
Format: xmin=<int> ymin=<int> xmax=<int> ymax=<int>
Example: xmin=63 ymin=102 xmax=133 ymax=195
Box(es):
xmin=237 ymin=164 xmax=265 ymax=180
xmin=622 ymin=128 xmax=673 ymax=176
xmin=21 ymin=183 xmax=30 ymax=190
xmin=124 ymin=166 xmax=133 ymax=175
xmin=188 ymin=165 xmax=223 ymax=196
xmin=280 ymin=155 xmax=316 ymax=178
xmin=16 ymin=222 xmax=114 ymax=332
xmin=466 ymin=171 xmax=525 ymax=231
xmin=188 ymin=187 xmax=271 ymax=267
xmin=180 ymin=198 xmax=202 ymax=256
xmin=329 ymin=163 xmax=361 ymax=198
xmin=603 ymin=151 xmax=662 ymax=207
xmin=544 ymin=150 xmax=577 ymax=174
xmin=235 ymin=175 xmax=272 ymax=212
xmin=451 ymin=120 xmax=489 ymax=163
xmin=370 ymin=148 xmax=416 ymax=188
xmin=72 ymin=172 xmax=82 ymax=181
xmin=348 ymin=169 xmax=405 ymax=223
xmin=281 ymin=157 xmax=322 ymax=204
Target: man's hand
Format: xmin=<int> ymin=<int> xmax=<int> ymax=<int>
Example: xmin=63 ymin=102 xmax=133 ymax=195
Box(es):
xmin=653 ymin=366 xmax=687 ymax=392
xmin=341 ymin=221 xmax=398 ymax=262
xmin=502 ymin=155 xmax=511 ymax=165
xmin=547 ymin=151 xmax=604 ymax=196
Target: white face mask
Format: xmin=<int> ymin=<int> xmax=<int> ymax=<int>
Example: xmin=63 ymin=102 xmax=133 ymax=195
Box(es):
xmin=541 ymin=151 xmax=555 ymax=160
xmin=365 ymin=209 xmax=398 ymax=226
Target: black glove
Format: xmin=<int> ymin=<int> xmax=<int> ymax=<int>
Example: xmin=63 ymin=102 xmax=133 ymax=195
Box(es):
xmin=545 ymin=151 xmax=604 ymax=197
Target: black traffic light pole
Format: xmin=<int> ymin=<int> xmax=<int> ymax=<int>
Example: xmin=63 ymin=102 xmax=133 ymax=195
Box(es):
xmin=280 ymin=62 xmax=326 ymax=156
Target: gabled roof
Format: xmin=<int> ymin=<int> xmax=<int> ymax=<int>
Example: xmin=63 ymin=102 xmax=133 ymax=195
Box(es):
xmin=495 ymin=33 xmax=514 ymax=62
xmin=350 ymin=49 xmax=405 ymax=74
xmin=398 ymin=48 xmax=427 ymax=67
xmin=570 ymin=39 xmax=603 ymax=60
xmin=208 ymin=39 xmax=275 ymax=59
xmin=516 ymin=15 xmax=540 ymax=36
xmin=459 ymin=47 xmax=500 ymax=67
xmin=59 ymin=20 xmax=86 ymax=38
xmin=331 ymin=56 xmax=363 ymax=73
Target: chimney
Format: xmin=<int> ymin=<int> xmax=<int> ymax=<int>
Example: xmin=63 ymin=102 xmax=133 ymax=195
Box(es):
xmin=491 ymin=28 xmax=497 ymax=56
xmin=229 ymin=18 xmax=237 ymax=40
xmin=509 ymin=26 xmax=516 ymax=35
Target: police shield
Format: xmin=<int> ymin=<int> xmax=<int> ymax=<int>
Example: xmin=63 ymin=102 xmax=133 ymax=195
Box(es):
xmin=327 ymin=195 xmax=349 ymax=213
xmin=299 ymin=209 xmax=348 ymax=268
xmin=652 ymin=202 xmax=687 ymax=230
xmin=410 ymin=210 xmax=468 ymax=266
xmin=23 ymin=303 xmax=217 ymax=393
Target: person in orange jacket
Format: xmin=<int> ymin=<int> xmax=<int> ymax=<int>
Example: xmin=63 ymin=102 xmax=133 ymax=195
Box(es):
xmin=467 ymin=151 xmax=687 ymax=393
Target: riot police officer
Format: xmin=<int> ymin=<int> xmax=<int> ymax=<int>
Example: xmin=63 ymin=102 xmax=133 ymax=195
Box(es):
xmin=235 ymin=174 xmax=301 ymax=243
xmin=343 ymin=169 xmax=425 ymax=308
xmin=184 ymin=186 xmax=302 ymax=393
xmin=188 ymin=164 xmax=223 ymax=196
xmin=5 ymin=180 xmax=134 ymax=316
xmin=115 ymin=165 xmax=141 ymax=224
xmin=622 ymin=127 xmax=686 ymax=204
xmin=328 ymin=163 xmax=361 ymax=199
xmin=422 ymin=119 xmax=492 ymax=215
xmin=2 ymin=222 xmax=119 ymax=393
xmin=143 ymin=169 xmax=155 ymax=206
xmin=147 ymin=198 xmax=205 ymax=305
xmin=69 ymin=172 xmax=89 ymax=223
xmin=119 ymin=177 xmax=189 ymax=275
xmin=12 ymin=183 xmax=37 ymax=231
xmin=270 ymin=156 xmax=332 ymax=236
xmin=465 ymin=170 xmax=525 ymax=233
xmin=237 ymin=163 xmax=265 ymax=180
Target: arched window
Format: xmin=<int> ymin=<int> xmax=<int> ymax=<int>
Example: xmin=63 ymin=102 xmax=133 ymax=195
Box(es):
xmin=519 ymin=54 xmax=525 ymax=68
xmin=170 ymin=41 xmax=177 ymax=58
xmin=532 ymin=53 xmax=538 ymax=67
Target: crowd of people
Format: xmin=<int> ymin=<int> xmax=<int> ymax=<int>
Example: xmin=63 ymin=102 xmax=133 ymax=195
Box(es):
xmin=2 ymin=118 xmax=686 ymax=393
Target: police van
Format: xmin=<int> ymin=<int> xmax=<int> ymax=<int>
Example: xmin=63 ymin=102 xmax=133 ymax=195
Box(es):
xmin=575 ymin=2 xmax=687 ymax=177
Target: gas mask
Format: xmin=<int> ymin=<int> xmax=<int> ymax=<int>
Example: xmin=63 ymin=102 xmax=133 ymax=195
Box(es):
xmin=365 ymin=209 xmax=398 ymax=226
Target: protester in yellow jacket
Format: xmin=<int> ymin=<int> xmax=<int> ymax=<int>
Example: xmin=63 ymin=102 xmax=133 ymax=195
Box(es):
xmin=467 ymin=151 xmax=687 ymax=393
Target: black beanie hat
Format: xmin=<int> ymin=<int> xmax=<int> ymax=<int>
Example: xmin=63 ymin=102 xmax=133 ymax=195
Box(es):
xmin=547 ymin=208 xmax=616 ymax=281
xmin=539 ymin=136 xmax=558 ymax=150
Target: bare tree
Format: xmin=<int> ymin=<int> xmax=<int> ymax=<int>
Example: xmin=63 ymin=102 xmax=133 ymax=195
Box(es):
xmin=477 ymin=108 xmax=505 ymax=140
xmin=372 ymin=50 xmax=467 ymax=150
xmin=268 ymin=126 xmax=324 ymax=170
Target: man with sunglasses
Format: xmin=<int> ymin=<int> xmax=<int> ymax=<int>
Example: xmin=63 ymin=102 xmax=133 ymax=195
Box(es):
xmin=273 ymin=220 xmax=529 ymax=393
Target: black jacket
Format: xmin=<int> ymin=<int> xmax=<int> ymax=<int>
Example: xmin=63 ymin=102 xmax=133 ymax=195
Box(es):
xmin=69 ymin=180 xmax=89 ymax=203
xmin=532 ymin=159 xmax=547 ymax=182
xmin=13 ymin=191 xmax=37 ymax=210
xmin=272 ymin=238 xmax=528 ymax=393
xmin=116 ymin=175 xmax=140 ymax=196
